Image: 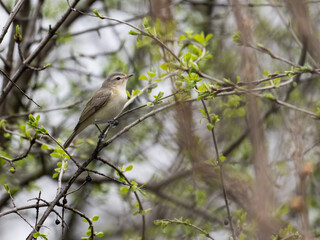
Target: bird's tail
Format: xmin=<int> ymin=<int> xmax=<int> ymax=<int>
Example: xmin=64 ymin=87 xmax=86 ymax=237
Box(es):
xmin=63 ymin=130 xmax=78 ymax=149
xmin=64 ymin=122 xmax=90 ymax=148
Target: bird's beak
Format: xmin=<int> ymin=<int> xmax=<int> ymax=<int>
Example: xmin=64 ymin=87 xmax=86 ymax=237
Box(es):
xmin=126 ymin=73 xmax=134 ymax=78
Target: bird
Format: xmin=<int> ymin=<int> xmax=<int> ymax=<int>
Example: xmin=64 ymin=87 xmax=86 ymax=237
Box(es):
xmin=63 ymin=72 xmax=133 ymax=148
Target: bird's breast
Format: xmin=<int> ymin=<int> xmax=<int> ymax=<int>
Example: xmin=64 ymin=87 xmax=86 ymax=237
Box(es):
xmin=94 ymin=88 xmax=127 ymax=121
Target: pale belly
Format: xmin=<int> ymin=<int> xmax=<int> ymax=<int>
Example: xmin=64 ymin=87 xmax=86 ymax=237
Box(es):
xmin=92 ymin=92 xmax=127 ymax=122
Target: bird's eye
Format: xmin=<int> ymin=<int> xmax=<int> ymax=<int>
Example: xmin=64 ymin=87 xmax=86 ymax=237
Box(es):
xmin=116 ymin=77 xmax=121 ymax=80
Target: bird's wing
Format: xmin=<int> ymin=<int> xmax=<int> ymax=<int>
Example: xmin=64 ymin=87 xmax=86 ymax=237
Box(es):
xmin=74 ymin=89 xmax=112 ymax=131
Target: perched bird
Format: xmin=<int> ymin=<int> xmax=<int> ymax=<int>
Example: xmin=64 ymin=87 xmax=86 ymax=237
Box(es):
xmin=64 ymin=72 xmax=133 ymax=148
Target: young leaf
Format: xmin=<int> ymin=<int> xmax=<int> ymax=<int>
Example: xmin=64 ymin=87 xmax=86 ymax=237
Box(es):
xmin=96 ymin=232 xmax=104 ymax=238
xmin=139 ymin=75 xmax=148 ymax=81
xmin=207 ymin=123 xmax=214 ymax=131
xmin=92 ymin=215 xmax=99 ymax=221
xmin=125 ymin=165 xmax=133 ymax=172
xmin=129 ymin=30 xmax=139 ymax=35
xmin=93 ymin=9 xmax=103 ymax=18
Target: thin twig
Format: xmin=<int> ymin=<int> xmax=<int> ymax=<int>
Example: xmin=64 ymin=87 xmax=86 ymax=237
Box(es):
xmin=97 ymin=156 xmax=146 ymax=240
xmin=0 ymin=100 xmax=82 ymax=120
xmin=65 ymin=15 xmax=145 ymax=37
xmin=0 ymin=137 xmax=36 ymax=170
xmin=254 ymin=92 xmax=320 ymax=119
xmin=5 ymin=186 xmax=37 ymax=232
xmin=199 ymin=97 xmax=237 ymax=240
xmin=249 ymin=43 xmax=301 ymax=67
xmin=157 ymin=218 xmax=215 ymax=240
xmin=0 ymin=68 xmax=41 ymax=107
xmin=70 ymin=8 xmax=181 ymax=62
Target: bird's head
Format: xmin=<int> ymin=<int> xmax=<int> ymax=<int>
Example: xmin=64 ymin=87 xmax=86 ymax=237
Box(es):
xmin=102 ymin=72 xmax=134 ymax=88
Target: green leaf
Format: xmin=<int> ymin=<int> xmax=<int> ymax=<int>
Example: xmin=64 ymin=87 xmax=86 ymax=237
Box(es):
xmin=146 ymin=102 xmax=154 ymax=107
xmin=96 ymin=232 xmax=104 ymax=238
xmin=125 ymin=165 xmax=133 ymax=172
xmin=139 ymin=75 xmax=148 ymax=81
xmin=219 ymin=153 xmax=226 ymax=162
xmin=132 ymin=89 xmax=140 ymax=96
xmin=178 ymin=35 xmax=186 ymax=41
xmin=15 ymin=25 xmax=21 ymax=35
xmin=50 ymin=152 xmax=60 ymax=158
xmin=14 ymin=25 xmax=22 ymax=41
xmin=128 ymin=30 xmax=139 ymax=35
xmin=3 ymin=184 xmax=10 ymax=194
xmin=92 ymin=215 xmax=99 ymax=221
xmin=160 ymin=62 xmax=168 ymax=71
xmin=211 ymin=115 xmax=220 ymax=125
xmin=0 ymin=119 xmax=6 ymax=128
xmin=143 ymin=17 xmax=149 ymax=28
xmin=147 ymin=71 xmax=156 ymax=78
xmin=93 ymin=9 xmax=102 ymax=18
xmin=264 ymin=93 xmax=275 ymax=100
xmin=52 ymin=173 xmax=59 ymax=178
xmin=120 ymin=186 xmax=129 ymax=194
xmin=193 ymin=32 xmax=205 ymax=44
xmin=232 ymin=31 xmax=242 ymax=45
xmin=263 ymin=70 xmax=270 ymax=76
xmin=29 ymin=114 xmax=35 ymax=122
xmin=83 ymin=218 xmax=88 ymax=223
xmin=41 ymin=144 xmax=51 ymax=150
xmin=9 ymin=167 xmax=15 ymax=173
xmin=33 ymin=232 xmax=40 ymax=238
xmin=257 ymin=43 xmax=265 ymax=48
xmin=204 ymin=54 xmax=213 ymax=59
xmin=190 ymin=62 xmax=199 ymax=71
xmin=207 ymin=123 xmax=214 ymax=131
xmin=205 ymin=33 xmax=213 ymax=42
xmin=199 ymin=108 xmax=206 ymax=116
xmin=141 ymin=208 xmax=152 ymax=216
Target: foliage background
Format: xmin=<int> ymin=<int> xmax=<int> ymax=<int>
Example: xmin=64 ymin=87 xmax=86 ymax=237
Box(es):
xmin=0 ymin=0 xmax=320 ymax=239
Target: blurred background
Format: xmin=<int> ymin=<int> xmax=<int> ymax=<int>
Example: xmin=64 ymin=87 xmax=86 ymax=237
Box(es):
xmin=1 ymin=0 xmax=320 ymax=239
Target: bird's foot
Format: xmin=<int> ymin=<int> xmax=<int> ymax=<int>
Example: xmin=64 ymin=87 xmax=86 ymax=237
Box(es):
xmin=95 ymin=119 xmax=119 ymax=127
xmin=110 ymin=120 xmax=119 ymax=128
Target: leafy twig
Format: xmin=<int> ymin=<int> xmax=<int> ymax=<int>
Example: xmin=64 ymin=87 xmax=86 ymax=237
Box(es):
xmin=198 ymin=96 xmax=237 ymax=240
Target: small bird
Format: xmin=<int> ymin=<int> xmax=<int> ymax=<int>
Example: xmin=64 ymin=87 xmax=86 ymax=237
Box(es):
xmin=64 ymin=72 xmax=133 ymax=148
